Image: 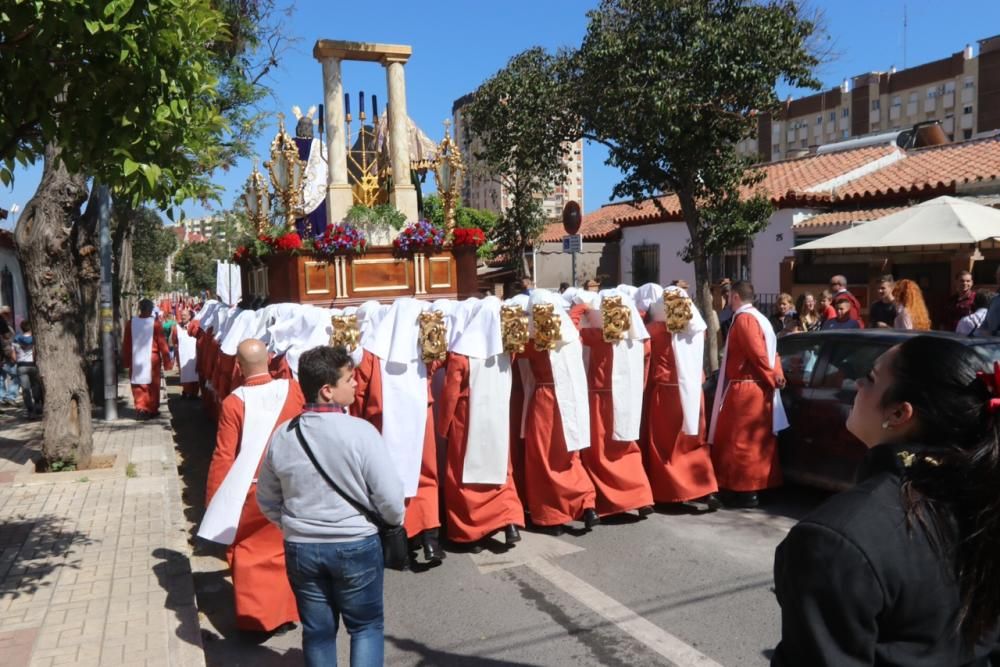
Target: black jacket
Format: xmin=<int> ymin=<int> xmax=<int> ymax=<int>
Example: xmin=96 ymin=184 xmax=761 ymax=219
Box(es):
xmin=771 ymin=444 xmax=1000 ymax=666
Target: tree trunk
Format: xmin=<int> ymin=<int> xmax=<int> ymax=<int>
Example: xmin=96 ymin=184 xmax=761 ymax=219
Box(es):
xmin=679 ymin=189 xmax=720 ymax=373
xmin=112 ymin=212 xmax=135 ymax=352
xmin=14 ymin=144 xmax=94 ymax=467
xmin=75 ymin=188 xmax=103 ymax=388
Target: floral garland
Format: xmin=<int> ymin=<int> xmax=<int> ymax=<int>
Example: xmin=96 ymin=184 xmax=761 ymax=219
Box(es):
xmin=314 ymin=222 xmax=367 ymax=256
xmin=272 ymin=231 xmax=303 ymax=252
xmin=393 ymin=220 xmax=445 ymax=255
xmin=452 ymin=227 xmax=486 ymax=247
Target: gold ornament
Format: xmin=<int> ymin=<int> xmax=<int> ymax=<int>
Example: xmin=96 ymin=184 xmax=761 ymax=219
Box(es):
xmin=501 ymin=306 xmax=529 ymax=354
xmin=663 ymin=291 xmax=694 ymax=334
xmin=418 ymin=311 xmax=448 ymax=364
xmin=330 ymin=315 xmax=360 ymax=352
xmin=532 ymin=303 xmax=563 ymax=351
xmin=601 ymin=295 xmax=631 ymax=343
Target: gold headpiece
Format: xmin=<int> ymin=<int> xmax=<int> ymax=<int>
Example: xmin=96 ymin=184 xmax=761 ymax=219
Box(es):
xmin=532 ymin=303 xmax=563 ymax=351
xmin=330 ymin=315 xmax=360 ymax=351
xmin=501 ymin=306 xmax=529 ymax=354
xmin=663 ymin=290 xmax=694 ymax=334
xmin=601 ymin=295 xmax=631 ymax=343
xmin=418 ymin=310 xmax=448 ymax=364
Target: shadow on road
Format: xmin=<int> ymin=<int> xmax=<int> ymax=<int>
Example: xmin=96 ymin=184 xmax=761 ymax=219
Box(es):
xmin=0 ymin=514 xmax=94 ymax=599
xmin=387 ymin=635 xmax=539 ymax=666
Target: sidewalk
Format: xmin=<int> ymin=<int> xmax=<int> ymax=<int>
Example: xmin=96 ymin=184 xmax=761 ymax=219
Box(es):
xmin=0 ymin=382 xmax=205 ymax=667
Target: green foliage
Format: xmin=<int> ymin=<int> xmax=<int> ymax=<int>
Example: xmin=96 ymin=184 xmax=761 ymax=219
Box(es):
xmin=573 ymin=0 xmax=820 ymax=236
xmin=175 ymin=240 xmax=228 ymax=292
xmin=119 ymin=207 xmax=177 ymax=294
xmin=345 ymin=204 xmax=407 ymax=232
xmin=0 ymin=0 xmax=287 ymax=208
xmin=423 ymin=194 xmax=498 ymax=234
xmin=463 ymin=48 xmax=578 ymax=276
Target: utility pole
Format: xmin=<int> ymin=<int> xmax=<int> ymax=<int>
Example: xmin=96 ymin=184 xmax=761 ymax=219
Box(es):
xmin=96 ymin=184 xmax=118 ymax=421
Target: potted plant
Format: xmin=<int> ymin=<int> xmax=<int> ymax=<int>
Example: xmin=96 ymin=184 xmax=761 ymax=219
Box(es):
xmin=345 ymin=204 xmax=407 ymax=247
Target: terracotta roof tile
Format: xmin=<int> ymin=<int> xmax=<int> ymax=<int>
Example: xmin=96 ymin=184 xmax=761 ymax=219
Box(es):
xmin=538 ymin=206 xmax=623 ymax=242
xmin=605 ymin=144 xmax=899 ymax=228
xmin=794 ymin=206 xmax=905 ymax=230
xmin=835 ymin=137 xmax=1000 ymax=201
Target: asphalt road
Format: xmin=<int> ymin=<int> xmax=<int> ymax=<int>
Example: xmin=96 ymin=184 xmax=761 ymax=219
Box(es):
xmin=169 ymin=385 xmax=831 ymax=667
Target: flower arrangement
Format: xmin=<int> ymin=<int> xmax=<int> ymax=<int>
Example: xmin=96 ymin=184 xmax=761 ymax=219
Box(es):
xmin=452 ymin=227 xmax=486 ymax=247
xmin=393 ymin=220 xmax=445 ymax=255
xmin=272 ymin=231 xmax=303 ymax=252
xmin=314 ymin=222 xmax=367 ymax=256
xmin=232 ymin=246 xmax=251 ymax=262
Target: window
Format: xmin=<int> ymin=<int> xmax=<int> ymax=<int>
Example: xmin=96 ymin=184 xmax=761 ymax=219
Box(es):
xmin=964 ymin=104 xmax=974 ymax=114
xmin=829 ymin=111 xmax=836 ymax=122
xmin=801 ymin=139 xmax=807 ymax=148
xmin=815 ymin=342 xmax=892 ymax=393
xmin=780 ymin=338 xmax=825 ymax=388
xmin=816 ymin=116 xmax=822 ymax=125
xmin=927 ymin=87 xmax=937 ymax=99
xmin=842 ymin=108 xmax=850 ymax=117
xmin=964 ymin=129 xmax=973 ymax=140
xmin=945 ymin=81 xmax=956 ymax=93
xmin=631 ymin=245 xmax=659 ymax=285
xmin=773 ymin=145 xmax=781 ymax=154
xmin=871 ymin=99 xmax=880 ymax=110
xmin=891 ymin=96 xmax=901 ymax=107
xmin=964 ymin=77 xmax=975 ymax=89
xmin=842 ymin=129 xmax=850 ymax=139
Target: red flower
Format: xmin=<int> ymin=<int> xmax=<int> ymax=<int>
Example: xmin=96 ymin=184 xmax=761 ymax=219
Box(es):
xmin=274 ymin=232 xmax=303 ymax=251
xmin=454 ymin=227 xmax=486 ymax=247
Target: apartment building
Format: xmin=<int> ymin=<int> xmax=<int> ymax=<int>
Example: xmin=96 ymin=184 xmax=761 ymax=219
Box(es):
xmin=738 ymin=34 xmax=1000 ymax=163
xmin=452 ymin=93 xmax=584 ymax=220
xmin=181 ymin=215 xmax=227 ymax=241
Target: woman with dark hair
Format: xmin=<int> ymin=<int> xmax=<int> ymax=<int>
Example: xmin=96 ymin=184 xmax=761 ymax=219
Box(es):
xmin=772 ymin=336 xmax=1000 ymax=665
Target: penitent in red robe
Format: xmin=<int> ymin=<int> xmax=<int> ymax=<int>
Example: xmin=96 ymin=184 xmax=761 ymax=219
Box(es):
xmin=436 ymin=353 xmax=524 ymax=542
xmin=353 ymin=349 xmax=441 ymax=538
xmin=578 ymin=329 xmax=653 ymax=516
xmin=643 ymin=322 xmax=718 ymax=503
xmin=170 ymin=326 xmax=200 ymax=398
xmin=710 ymin=313 xmax=785 ymax=492
xmin=520 ymin=342 xmax=597 ymax=526
xmin=205 ymin=373 xmax=305 ymax=631
xmin=121 ymin=316 xmax=172 ymax=414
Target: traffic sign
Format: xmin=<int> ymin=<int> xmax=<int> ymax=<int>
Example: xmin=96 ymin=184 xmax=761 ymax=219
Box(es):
xmin=562 ymin=201 xmax=582 ymax=236
xmin=562 ymin=234 xmax=582 ymax=254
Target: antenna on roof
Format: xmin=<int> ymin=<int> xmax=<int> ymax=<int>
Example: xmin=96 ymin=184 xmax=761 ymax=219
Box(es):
xmin=902 ymin=2 xmax=908 ymax=69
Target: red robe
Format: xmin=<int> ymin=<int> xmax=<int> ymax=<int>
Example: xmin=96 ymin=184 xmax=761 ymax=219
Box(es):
xmin=121 ymin=316 xmax=171 ymax=414
xmin=643 ymin=322 xmax=718 ymax=502
xmin=710 ymin=313 xmax=785 ymax=492
xmin=353 ymin=349 xmax=441 ymax=538
xmin=578 ymin=329 xmax=653 ymax=516
xmin=521 ymin=342 xmax=597 ymax=526
xmin=436 ymin=353 xmax=524 ymax=542
xmin=205 ymin=374 xmax=305 ymax=631
xmin=170 ymin=326 xmax=199 ymax=397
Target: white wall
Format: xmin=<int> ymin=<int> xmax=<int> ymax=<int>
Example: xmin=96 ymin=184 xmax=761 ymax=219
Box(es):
xmin=620 ymin=207 xmax=818 ymax=291
xmin=620 ymin=223 xmax=695 ymax=287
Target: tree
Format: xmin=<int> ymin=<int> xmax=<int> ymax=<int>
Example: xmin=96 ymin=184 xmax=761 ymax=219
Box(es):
xmin=129 ymin=208 xmax=178 ymax=294
xmin=423 ymin=194 xmax=499 ymax=259
xmin=1 ymin=1 xmax=286 ymax=466
xmin=572 ymin=0 xmax=821 ymax=368
xmin=175 ymin=240 xmax=228 ymax=293
xmin=463 ymin=48 xmax=578 ymax=277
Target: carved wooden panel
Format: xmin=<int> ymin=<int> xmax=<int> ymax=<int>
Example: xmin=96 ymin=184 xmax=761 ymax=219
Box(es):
xmin=351 ymin=257 xmax=410 ymax=293
xmin=303 ymin=261 xmax=332 ymax=295
xmin=428 ymin=257 xmax=452 ymax=288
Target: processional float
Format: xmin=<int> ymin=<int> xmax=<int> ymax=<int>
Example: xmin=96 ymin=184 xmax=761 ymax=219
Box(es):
xmin=236 ymin=40 xmax=478 ymax=306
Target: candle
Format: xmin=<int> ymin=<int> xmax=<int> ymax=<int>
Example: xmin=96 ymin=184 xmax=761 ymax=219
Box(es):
xmin=359 ymin=91 xmax=365 ymax=116
xmin=372 ymin=94 xmax=379 ymax=119
xmin=344 ymin=93 xmax=350 ymax=116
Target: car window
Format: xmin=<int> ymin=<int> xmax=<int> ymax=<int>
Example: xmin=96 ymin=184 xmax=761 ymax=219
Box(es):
xmin=778 ymin=337 xmax=825 ymax=387
xmin=815 ymin=341 xmax=891 ymax=391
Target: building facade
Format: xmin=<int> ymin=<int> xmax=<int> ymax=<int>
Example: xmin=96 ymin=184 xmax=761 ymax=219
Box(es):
xmin=180 ymin=215 xmax=226 ymax=241
xmin=452 ymin=93 xmax=584 ymax=220
xmin=739 ymin=35 xmax=1000 ymax=162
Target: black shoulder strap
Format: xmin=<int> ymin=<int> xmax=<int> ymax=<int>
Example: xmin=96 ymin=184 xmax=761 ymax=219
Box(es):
xmin=290 ymin=417 xmax=385 ymax=530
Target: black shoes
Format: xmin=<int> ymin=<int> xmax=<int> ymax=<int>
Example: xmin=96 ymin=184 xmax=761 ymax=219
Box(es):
xmin=269 ymin=622 xmax=297 ymax=637
xmin=637 ymin=505 xmax=654 ymax=517
xmin=422 ymin=529 xmax=445 ymax=562
xmin=722 ymin=491 xmax=759 ymax=509
xmin=702 ymin=494 xmax=724 ymax=511
xmin=504 ymin=524 xmax=522 ymax=545
xmin=582 ymin=508 xmax=600 ymax=529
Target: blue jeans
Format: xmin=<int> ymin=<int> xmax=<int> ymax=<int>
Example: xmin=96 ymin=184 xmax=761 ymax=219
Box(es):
xmin=284 ymin=535 xmax=384 ymax=667
xmin=1 ymin=363 xmax=19 ymax=401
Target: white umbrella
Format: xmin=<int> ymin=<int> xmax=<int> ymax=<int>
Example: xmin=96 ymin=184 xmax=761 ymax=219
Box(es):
xmin=794 ymin=196 xmax=1000 ymax=251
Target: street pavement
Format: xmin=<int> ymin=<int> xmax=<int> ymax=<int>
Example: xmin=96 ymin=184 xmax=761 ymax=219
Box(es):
xmin=172 ymin=393 xmax=831 ymax=667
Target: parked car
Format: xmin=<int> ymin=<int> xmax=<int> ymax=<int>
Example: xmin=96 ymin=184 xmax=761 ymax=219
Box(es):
xmin=708 ymin=330 xmax=1000 ymax=491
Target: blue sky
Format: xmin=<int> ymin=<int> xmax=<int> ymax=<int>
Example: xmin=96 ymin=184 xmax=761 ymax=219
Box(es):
xmin=4 ymin=0 xmax=1000 ymax=228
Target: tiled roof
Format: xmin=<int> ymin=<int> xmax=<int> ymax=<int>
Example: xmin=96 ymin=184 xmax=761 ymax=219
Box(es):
xmin=833 ymin=137 xmax=1000 ymax=202
xmin=538 ymin=207 xmax=623 ymax=242
xmin=794 ymin=206 xmax=905 ymax=230
xmin=608 ymin=144 xmax=899 ymax=228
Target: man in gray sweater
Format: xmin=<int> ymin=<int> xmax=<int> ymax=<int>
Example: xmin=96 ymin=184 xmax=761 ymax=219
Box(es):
xmin=257 ymin=345 xmax=404 ymax=667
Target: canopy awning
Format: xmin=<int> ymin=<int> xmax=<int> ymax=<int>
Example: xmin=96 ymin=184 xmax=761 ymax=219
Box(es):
xmin=794 ymin=196 xmax=1000 ymax=252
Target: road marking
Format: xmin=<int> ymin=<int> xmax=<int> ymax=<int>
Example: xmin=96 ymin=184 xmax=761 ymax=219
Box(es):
xmin=528 ymin=557 xmax=725 ymax=667
xmin=469 ymin=532 xmax=724 ymax=666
